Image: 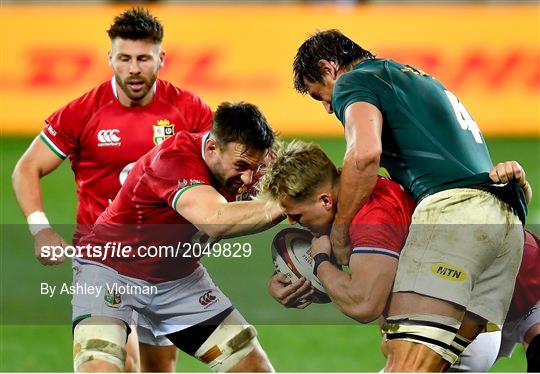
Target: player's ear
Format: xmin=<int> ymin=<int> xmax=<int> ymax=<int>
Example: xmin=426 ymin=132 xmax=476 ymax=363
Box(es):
xmin=319 ymin=193 xmax=334 ymax=211
xmin=108 ymin=50 xmax=113 ymax=67
xmin=158 ymin=50 xmax=165 ymax=69
xmin=318 ymin=59 xmax=338 ymax=79
xmin=206 ymin=138 xmax=219 ymax=154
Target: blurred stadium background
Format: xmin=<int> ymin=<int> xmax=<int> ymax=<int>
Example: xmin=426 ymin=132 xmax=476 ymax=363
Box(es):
xmin=1 ymin=0 xmax=538 ymax=372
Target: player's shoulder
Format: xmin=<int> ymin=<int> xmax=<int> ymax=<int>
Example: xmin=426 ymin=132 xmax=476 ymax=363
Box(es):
xmin=338 ymin=58 xmax=389 ymax=83
xmin=352 ymin=177 xmax=415 ymax=225
xmin=67 ymin=80 xmax=114 ymax=109
xmin=149 ymin=131 xmax=205 ymax=167
xmin=45 ymin=80 xmax=115 ymax=133
xmin=53 ymin=80 xmax=115 ymax=120
xmin=157 ymin=79 xmax=208 ymax=106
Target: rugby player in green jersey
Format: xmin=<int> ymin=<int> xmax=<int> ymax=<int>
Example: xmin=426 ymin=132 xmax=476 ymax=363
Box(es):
xmin=292 ymin=29 xmax=528 ymax=372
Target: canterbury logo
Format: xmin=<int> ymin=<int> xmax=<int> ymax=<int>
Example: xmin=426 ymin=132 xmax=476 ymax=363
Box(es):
xmin=97 ymin=129 xmax=121 ymax=146
xmin=199 ymin=291 xmax=217 ymax=306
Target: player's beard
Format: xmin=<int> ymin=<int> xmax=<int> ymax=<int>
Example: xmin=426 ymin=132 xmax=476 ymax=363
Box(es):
xmin=116 ymin=73 xmax=157 ymax=102
xmin=211 ymin=160 xmax=243 ymax=194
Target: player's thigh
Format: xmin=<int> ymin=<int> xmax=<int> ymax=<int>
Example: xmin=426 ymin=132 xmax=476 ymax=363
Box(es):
xmin=166 ymin=307 xmax=271 ymax=372
xmin=139 ymin=343 xmax=177 ymax=373
xmin=393 ymin=188 xmax=522 ymax=326
xmin=137 ymin=320 xmax=177 ymax=373
xmin=125 ymin=326 xmax=141 ymax=373
xmin=145 ymin=266 xmax=270 ymax=372
xmin=71 ymin=261 xmax=137 ymax=371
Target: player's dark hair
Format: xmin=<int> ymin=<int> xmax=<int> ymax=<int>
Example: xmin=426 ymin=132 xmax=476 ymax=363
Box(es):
xmin=107 ymin=7 xmax=163 ymax=43
xmin=211 ymin=102 xmax=275 ymax=151
xmin=293 ymin=29 xmax=375 ymax=94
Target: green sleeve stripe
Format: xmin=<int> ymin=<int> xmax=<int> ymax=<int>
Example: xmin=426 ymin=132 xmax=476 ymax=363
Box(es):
xmin=40 ymin=132 xmax=67 ymax=159
xmin=172 ymin=183 xmax=206 ymax=209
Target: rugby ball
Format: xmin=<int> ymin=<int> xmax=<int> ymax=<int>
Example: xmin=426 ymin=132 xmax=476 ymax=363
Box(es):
xmin=271 ymin=228 xmax=331 ymax=304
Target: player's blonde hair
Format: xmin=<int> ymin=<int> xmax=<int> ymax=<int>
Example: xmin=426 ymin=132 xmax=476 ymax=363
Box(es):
xmin=259 ymin=140 xmax=338 ymax=202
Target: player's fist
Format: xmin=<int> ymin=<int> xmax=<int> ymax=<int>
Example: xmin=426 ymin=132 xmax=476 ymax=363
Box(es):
xmin=311 ymin=235 xmax=332 ymax=258
xmin=490 ymin=161 xmax=525 ymax=185
xmin=34 ymin=228 xmax=68 ymax=265
xmin=490 ymin=161 xmax=532 ymax=204
xmin=267 ymin=273 xmax=313 ymax=309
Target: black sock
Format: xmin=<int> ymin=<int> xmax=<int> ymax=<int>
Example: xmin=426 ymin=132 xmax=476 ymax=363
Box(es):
xmin=527 ymin=334 xmax=540 ymax=373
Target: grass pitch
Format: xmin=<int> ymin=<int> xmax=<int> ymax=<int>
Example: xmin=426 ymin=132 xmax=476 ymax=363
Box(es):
xmin=1 ymin=136 xmax=537 ymax=372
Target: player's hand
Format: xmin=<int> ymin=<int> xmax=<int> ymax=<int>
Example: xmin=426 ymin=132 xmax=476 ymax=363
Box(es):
xmin=267 ymin=273 xmax=313 ymax=309
xmin=34 ymin=228 xmax=68 ymax=265
xmin=329 ymin=226 xmax=351 ymax=265
xmin=489 ymin=161 xmax=532 ymax=204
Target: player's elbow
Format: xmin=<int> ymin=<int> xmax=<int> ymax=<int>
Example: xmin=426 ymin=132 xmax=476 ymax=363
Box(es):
xmin=345 ymin=297 xmax=385 ymax=324
xmin=344 ymin=148 xmax=381 ymax=172
xmin=196 ymin=223 xmax=226 ymax=239
xmin=12 ymin=157 xmax=33 ymax=189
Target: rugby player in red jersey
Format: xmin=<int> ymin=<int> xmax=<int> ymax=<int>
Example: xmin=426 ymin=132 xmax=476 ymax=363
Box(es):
xmin=261 ymin=141 xmax=536 ymax=371
xmin=12 ymin=8 xmax=212 ymax=371
xmin=71 ymin=102 xmax=283 ymax=372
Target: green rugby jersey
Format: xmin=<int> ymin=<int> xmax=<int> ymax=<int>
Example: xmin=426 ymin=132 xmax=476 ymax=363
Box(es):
xmin=332 ymin=58 xmax=494 ymax=202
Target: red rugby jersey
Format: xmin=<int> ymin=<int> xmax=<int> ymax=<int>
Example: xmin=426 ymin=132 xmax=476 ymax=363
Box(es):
xmin=81 ymin=132 xmax=219 ymax=283
xmin=506 ymin=230 xmax=540 ymax=321
xmin=348 ymin=177 xmax=416 ymax=257
xmin=40 ymin=78 xmax=212 ymax=239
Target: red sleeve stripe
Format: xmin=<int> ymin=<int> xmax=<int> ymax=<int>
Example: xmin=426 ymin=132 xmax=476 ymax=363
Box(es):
xmin=352 ymin=247 xmax=399 ymax=260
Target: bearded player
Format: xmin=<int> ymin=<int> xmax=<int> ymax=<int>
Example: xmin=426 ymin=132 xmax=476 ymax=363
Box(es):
xmin=71 ymin=102 xmax=283 ymax=372
xmin=260 ymin=141 xmax=536 ymax=371
xmin=12 ymin=8 xmax=212 ymax=372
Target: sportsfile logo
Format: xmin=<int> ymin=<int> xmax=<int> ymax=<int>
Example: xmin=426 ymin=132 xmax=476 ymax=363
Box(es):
xmin=199 ymin=291 xmax=218 ymax=308
xmin=97 ymin=129 xmax=121 ymax=147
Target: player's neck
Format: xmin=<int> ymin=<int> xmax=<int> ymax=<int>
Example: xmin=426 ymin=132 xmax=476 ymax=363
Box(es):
xmin=332 ymin=177 xmax=340 ymax=201
xmin=116 ymin=89 xmax=155 ymax=107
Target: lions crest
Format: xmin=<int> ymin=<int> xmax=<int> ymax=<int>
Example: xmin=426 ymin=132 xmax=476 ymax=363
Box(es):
xmin=153 ymin=119 xmax=175 ymax=145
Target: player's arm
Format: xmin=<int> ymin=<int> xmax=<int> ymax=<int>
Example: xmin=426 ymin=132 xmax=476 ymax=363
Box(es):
xmin=489 ymin=160 xmax=532 ymax=204
xmin=175 ymin=185 xmax=284 ymax=238
xmin=331 ymin=102 xmax=382 ymax=264
xmin=12 ymin=136 xmax=69 ymax=265
xmin=312 ymin=235 xmax=397 ymax=323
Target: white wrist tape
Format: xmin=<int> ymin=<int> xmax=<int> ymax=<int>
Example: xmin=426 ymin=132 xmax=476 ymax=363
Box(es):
xmin=27 ymin=211 xmax=51 ymax=236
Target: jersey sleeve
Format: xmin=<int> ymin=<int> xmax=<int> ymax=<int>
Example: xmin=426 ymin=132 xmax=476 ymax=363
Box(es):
xmin=144 ymin=148 xmax=212 ymax=209
xmin=348 ymin=181 xmax=412 ymax=260
xmin=40 ymin=99 xmax=85 ymax=159
xmin=332 ymin=70 xmax=382 ymax=125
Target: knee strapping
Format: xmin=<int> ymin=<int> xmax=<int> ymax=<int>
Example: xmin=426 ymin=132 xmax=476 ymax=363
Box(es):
xmin=444 ymin=334 xmax=472 ymax=366
xmin=73 ymin=320 xmax=127 ymax=372
xmin=383 ymin=314 xmax=461 ymax=363
xmin=194 ymin=310 xmax=259 ymax=372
